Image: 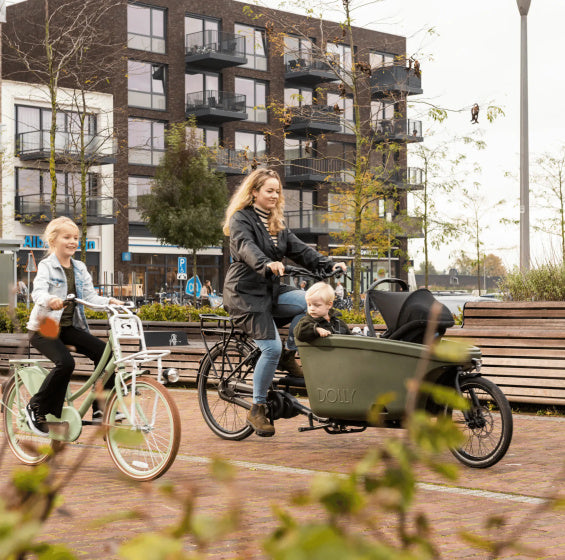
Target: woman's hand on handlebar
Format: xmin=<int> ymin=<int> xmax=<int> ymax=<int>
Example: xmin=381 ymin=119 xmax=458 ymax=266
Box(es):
xmin=109 ymin=298 xmax=124 ymax=305
xmin=332 ymin=262 xmax=347 ymax=274
xmin=267 ymin=261 xmax=286 ymax=277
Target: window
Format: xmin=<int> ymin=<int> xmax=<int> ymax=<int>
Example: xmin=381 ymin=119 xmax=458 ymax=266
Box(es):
xmin=235 ymin=131 xmax=266 ymax=158
xmin=128 ymin=176 xmax=153 ymax=222
xmin=185 ymin=72 xmax=219 ymax=95
xmin=15 ymin=105 xmax=97 ymax=154
xmin=284 ymin=87 xmax=313 ymax=108
xmin=128 ymin=3 xmax=166 ymax=54
xmin=371 ymin=100 xmax=395 ymax=130
xmin=284 ymin=138 xmax=314 ymax=160
xmin=326 ymin=42 xmax=352 ymax=81
xmin=327 ymin=141 xmax=355 ymax=182
xmin=370 ymin=51 xmax=396 ymax=68
xmin=195 ymin=126 xmax=219 ymax=147
xmin=234 ymin=23 xmax=267 ymax=71
xmin=185 ymin=14 xmax=219 ymax=50
xmin=15 ymin=168 xmax=98 ymax=215
xmin=128 ymin=60 xmax=166 ymax=110
xmin=327 ymin=93 xmax=354 ymax=134
xmin=235 ymin=77 xmax=267 ymax=122
xmin=128 ymin=118 xmax=165 ymax=166
xmin=284 ymin=36 xmax=312 ymax=67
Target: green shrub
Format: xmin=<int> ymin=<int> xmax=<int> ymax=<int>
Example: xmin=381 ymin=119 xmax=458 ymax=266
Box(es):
xmin=136 ymin=303 xmax=228 ymax=322
xmin=500 ymin=261 xmax=565 ymax=301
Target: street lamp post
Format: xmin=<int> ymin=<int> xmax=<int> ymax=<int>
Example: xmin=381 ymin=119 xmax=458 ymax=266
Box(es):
xmin=517 ymin=0 xmax=531 ymax=271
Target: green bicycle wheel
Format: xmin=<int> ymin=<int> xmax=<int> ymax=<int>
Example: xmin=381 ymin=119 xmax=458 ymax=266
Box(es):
xmin=105 ymin=376 xmax=181 ymax=481
xmin=2 ymin=375 xmax=55 ymax=465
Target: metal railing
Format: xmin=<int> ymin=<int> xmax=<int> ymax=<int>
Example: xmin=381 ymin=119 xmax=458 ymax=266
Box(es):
xmin=284 ymin=157 xmax=352 ymax=181
xmin=372 ymin=118 xmax=423 ymax=139
xmin=285 ymin=104 xmax=340 ymax=126
xmin=387 ymin=166 xmax=424 ymax=187
xmin=15 ymin=194 xmax=117 ymax=223
xmin=284 ymin=209 xmax=343 ymax=233
xmin=186 ymin=90 xmax=246 ymax=113
xmin=16 ymin=130 xmax=115 ymax=161
xmin=284 ymin=56 xmax=333 ymax=74
xmin=185 ymin=30 xmax=246 ymax=58
xmin=214 ymin=147 xmax=266 ymax=173
xmin=370 ymin=64 xmax=422 ymax=93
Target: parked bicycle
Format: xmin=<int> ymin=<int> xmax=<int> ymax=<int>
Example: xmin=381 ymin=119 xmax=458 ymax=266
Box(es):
xmin=196 ymin=269 xmax=513 ymax=469
xmin=2 ymin=296 xmax=181 ymax=481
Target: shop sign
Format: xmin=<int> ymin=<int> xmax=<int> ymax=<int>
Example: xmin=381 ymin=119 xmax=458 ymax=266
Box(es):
xmin=23 ymin=235 xmax=97 ymax=251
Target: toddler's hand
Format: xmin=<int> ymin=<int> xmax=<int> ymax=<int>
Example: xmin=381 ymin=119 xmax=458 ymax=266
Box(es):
xmin=316 ymin=327 xmax=331 ymax=337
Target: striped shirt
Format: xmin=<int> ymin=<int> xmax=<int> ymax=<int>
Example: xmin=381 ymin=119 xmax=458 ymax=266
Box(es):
xmin=253 ymin=205 xmax=278 ymax=245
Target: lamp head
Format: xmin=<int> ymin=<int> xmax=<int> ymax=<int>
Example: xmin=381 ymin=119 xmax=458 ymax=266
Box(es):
xmin=516 ymin=0 xmax=531 ymax=16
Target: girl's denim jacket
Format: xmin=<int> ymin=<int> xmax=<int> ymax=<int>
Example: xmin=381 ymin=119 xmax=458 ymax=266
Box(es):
xmin=27 ymin=253 xmax=110 ymax=333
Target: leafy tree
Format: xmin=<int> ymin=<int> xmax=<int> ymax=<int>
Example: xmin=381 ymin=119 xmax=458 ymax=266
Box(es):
xmin=138 ymin=122 xmax=228 ymax=303
xmin=532 ymin=146 xmax=565 ymax=264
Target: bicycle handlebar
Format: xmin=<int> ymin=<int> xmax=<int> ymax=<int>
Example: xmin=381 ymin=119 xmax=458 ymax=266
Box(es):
xmin=283 ymin=265 xmax=346 ymax=281
xmin=66 ymin=294 xmax=135 ymax=315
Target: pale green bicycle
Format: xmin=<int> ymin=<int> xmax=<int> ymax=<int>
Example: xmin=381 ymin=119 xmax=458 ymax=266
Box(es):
xmin=2 ymin=296 xmax=181 ymax=481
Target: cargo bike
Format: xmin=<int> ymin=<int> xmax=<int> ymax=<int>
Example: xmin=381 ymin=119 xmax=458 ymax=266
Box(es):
xmin=196 ymin=271 xmax=513 ymax=468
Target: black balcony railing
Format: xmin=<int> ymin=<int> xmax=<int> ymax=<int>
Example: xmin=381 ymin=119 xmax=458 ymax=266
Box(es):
xmin=185 ymin=30 xmax=247 ymax=69
xmin=15 ymin=194 xmax=117 ymax=225
xmin=16 ymin=130 xmax=115 ymax=164
xmin=372 ymin=119 xmax=423 ymax=143
xmin=285 ymin=157 xmax=349 ymax=182
xmin=213 ymin=148 xmax=266 ymax=175
xmin=186 ymin=90 xmax=247 ymax=122
xmin=284 ymin=209 xmax=339 ymax=234
xmin=370 ymin=65 xmax=423 ymax=97
xmin=283 ymin=56 xmax=335 ymax=86
xmin=285 ymin=105 xmax=341 ymax=134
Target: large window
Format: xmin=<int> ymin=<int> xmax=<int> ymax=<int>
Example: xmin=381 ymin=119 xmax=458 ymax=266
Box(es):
xmin=284 ymin=36 xmax=312 ymax=66
xmin=185 ymin=72 xmax=219 ymax=96
xmin=326 ymin=42 xmax=352 ymax=81
xmin=327 ymin=141 xmax=355 ymax=182
xmin=370 ymin=51 xmax=396 ymax=68
xmin=185 ymin=14 xmax=219 ymax=49
xmin=284 ymin=87 xmax=312 ymax=107
xmin=128 ymin=176 xmax=153 ymax=222
xmin=235 ymin=77 xmax=267 ymax=122
xmin=327 ymin=93 xmax=354 ymax=134
xmin=195 ymin=127 xmax=219 ymax=147
xmin=284 ymin=138 xmax=314 ymax=160
xmin=128 ymin=60 xmax=166 ymax=110
xmin=128 ymin=118 xmax=165 ymax=166
xmin=235 ymin=131 xmax=266 ymax=158
xmin=234 ymin=23 xmax=267 ymax=71
xmin=127 ymin=3 xmax=166 ymax=54
xmin=371 ymin=100 xmax=395 ymax=130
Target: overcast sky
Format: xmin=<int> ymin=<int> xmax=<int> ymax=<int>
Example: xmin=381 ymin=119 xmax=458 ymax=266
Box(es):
xmin=5 ymin=0 xmax=564 ymax=271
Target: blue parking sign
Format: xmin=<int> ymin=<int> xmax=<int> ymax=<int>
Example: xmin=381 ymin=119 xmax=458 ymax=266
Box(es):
xmin=178 ymin=257 xmax=187 ymax=275
xmin=186 ymin=276 xmax=202 ymax=297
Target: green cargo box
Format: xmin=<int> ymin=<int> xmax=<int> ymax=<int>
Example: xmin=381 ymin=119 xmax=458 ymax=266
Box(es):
xmin=297 ymin=335 xmax=480 ymax=421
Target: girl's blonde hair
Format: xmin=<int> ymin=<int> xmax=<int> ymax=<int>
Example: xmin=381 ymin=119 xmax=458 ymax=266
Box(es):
xmin=223 ymin=168 xmax=285 ymax=236
xmin=305 ymin=282 xmax=335 ymax=304
xmin=44 ymin=216 xmax=79 ymax=255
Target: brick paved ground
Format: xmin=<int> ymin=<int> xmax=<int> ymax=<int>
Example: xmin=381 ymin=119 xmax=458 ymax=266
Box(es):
xmin=1 ymin=386 xmax=564 ymax=559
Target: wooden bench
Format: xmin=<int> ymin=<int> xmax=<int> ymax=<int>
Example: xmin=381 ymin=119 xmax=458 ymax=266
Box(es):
xmin=449 ymin=301 xmax=565 ymax=406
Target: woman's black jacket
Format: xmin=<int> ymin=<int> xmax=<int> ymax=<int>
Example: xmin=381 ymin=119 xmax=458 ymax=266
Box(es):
xmin=223 ymin=206 xmax=335 ymax=339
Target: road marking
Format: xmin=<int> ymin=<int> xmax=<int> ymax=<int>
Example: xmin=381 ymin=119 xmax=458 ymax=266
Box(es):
xmin=175 ymin=454 xmax=548 ymax=505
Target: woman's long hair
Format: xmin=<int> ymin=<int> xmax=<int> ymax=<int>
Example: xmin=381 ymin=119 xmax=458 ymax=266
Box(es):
xmin=223 ymin=168 xmax=285 ymax=236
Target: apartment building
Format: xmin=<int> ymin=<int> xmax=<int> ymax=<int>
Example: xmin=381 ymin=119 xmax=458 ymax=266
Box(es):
xmin=3 ymin=0 xmax=423 ymax=298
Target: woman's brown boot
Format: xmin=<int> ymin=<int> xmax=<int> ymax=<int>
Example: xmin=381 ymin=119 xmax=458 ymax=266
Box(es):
xmin=277 ymin=349 xmax=303 ymax=377
xmin=246 ymin=404 xmax=275 ymax=437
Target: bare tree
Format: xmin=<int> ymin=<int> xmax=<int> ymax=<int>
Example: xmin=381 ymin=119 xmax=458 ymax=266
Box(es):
xmin=3 ymin=0 xmax=121 ymax=222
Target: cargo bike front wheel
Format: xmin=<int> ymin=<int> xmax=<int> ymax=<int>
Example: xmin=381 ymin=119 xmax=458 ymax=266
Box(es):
xmin=448 ymin=376 xmax=513 ymax=469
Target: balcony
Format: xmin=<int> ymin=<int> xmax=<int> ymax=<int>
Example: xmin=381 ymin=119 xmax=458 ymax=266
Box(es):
xmin=186 ymin=90 xmax=247 ymax=123
xmin=16 ymin=131 xmax=115 ymax=165
xmin=185 ymin=30 xmax=247 ymax=70
xmin=285 ymin=105 xmax=341 ymax=136
xmin=285 ymin=157 xmax=351 ymax=185
xmin=213 ymin=148 xmax=266 ymax=175
xmin=284 ymin=56 xmax=335 ymax=87
xmin=284 ymin=209 xmax=337 ymax=235
xmin=372 ymin=119 xmax=423 ymax=143
xmin=15 ymin=195 xmax=117 ymax=225
xmin=370 ymin=65 xmax=423 ymax=98
xmin=383 ymin=167 xmax=424 ymax=191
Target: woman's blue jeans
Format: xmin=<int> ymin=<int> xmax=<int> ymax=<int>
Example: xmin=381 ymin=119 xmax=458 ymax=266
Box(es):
xmin=252 ymin=289 xmax=307 ymax=404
